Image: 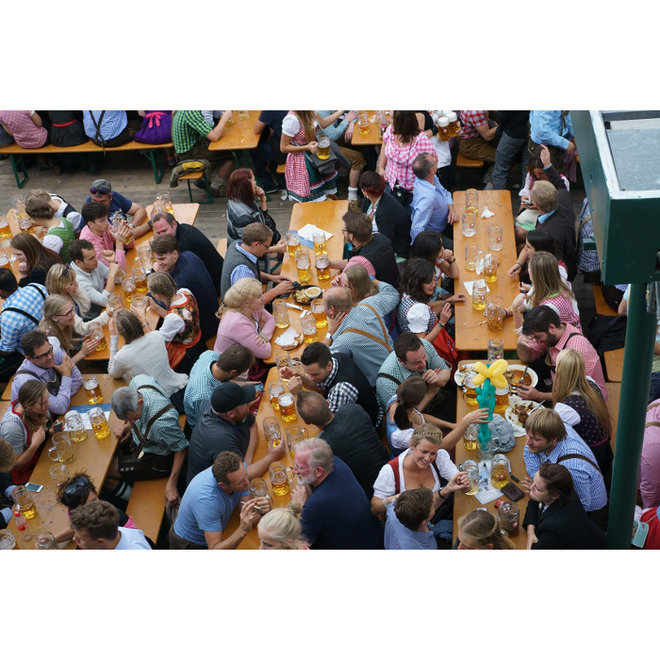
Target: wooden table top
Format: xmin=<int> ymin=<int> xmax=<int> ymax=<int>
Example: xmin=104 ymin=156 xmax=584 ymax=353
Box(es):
xmin=221 ymin=367 xmax=320 ymax=548
xmin=350 ymin=112 xmax=383 ymax=146
xmin=452 ymin=190 xmax=521 ymax=352
xmin=265 ymin=200 xmax=347 ymax=364
xmin=208 ymin=112 xmax=261 ymax=151
xmin=7 ymin=374 xmax=119 ymax=549
xmin=452 ymin=359 xmax=530 ymax=549
xmin=145 ymin=202 xmax=198 ymax=226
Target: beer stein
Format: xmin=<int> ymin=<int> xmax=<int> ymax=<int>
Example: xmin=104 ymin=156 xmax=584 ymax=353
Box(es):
xmin=311 ymin=299 xmax=327 ymax=328
xmin=295 ymin=248 xmax=312 ymax=283
xmin=471 ymin=280 xmax=488 ymax=311
xmin=11 ymin=485 xmax=37 ymax=520
xmin=131 ymin=294 xmax=147 ymax=316
xmin=459 ymin=460 xmax=480 ymax=495
xmin=483 ymin=253 xmax=498 ymax=283
xmin=49 ymin=463 xmax=70 ymax=487
xmin=18 ymin=215 xmax=33 ymax=232
xmin=35 ymin=531 xmax=57 ymax=550
xmin=315 ymin=254 xmax=330 ymax=280
xmin=498 ymin=501 xmax=520 ymax=537
xmin=89 ymin=408 xmax=110 ymax=440
xmin=268 ymin=382 xmax=284 ymax=411
xmin=490 ymin=454 xmax=510 ymax=490
xmin=269 ymin=462 xmax=290 ymax=497
xmin=121 ymin=276 xmax=136 ymax=304
xmin=83 ymin=375 xmax=104 ymax=404
xmin=488 ymin=224 xmax=503 ymax=252
xmin=0 ymin=529 xmax=16 ymax=550
xmin=289 ymin=357 xmax=303 ymax=375
xmin=465 ymin=244 xmax=479 ymax=272
xmin=465 ymin=188 xmax=478 ymax=214
xmin=463 ymin=374 xmax=478 ymax=406
xmin=277 ymin=391 xmax=297 ymax=423
xmin=286 ymin=425 xmax=306 ymax=459
xmin=286 ymin=230 xmax=300 ymax=258
xmin=461 ymin=211 xmax=476 ymax=237
xmin=106 ymin=292 xmax=123 ymax=315
xmin=133 ymin=266 xmax=148 ymax=293
xmin=494 ymin=387 xmax=510 ymax=415
xmin=262 ymin=416 xmax=282 ymax=446
xmin=48 ymin=432 xmax=75 ymax=465
xmin=0 ymin=249 xmax=10 ymax=268
xmin=358 ymin=112 xmax=369 ymax=134
xmin=249 ymin=478 xmax=270 ymax=500
xmin=446 ymin=111 xmax=461 ymax=137
xmin=317 ymin=134 xmax=331 ymax=160
xmin=300 ymin=311 xmax=318 ymax=344
xmin=88 ymin=321 xmax=107 ymax=352
xmin=65 ymin=411 xmax=87 ymax=443
xmin=274 ymin=352 xmax=289 ymax=371
xmin=313 ymin=232 xmax=327 ymax=256
xmin=0 ymin=214 xmax=10 ymax=240
xmin=139 ymin=246 xmax=153 ymax=271
xmin=436 ymin=115 xmax=450 ymax=141
xmin=463 ymin=423 xmax=479 ymax=451
xmin=368 ymin=111 xmax=377 ymax=123
xmin=485 ymin=298 xmax=505 ymax=332
xmin=272 ymin=299 xmax=290 ymax=329
xmin=487 ymin=338 xmax=504 ymax=363
xmin=156 ymin=191 xmax=174 ymax=215
xmin=238 ymin=110 xmax=250 ymax=121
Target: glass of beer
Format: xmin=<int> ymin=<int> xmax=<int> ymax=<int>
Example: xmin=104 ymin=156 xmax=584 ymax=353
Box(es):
xmin=286 ymin=230 xmax=300 ymax=258
xmin=289 ymin=357 xmax=303 ymax=376
xmin=35 ymin=531 xmax=57 ymax=550
xmin=18 ymin=215 xmax=33 ymax=232
xmin=286 ymin=425 xmax=306 ymax=459
xmin=488 ymin=338 xmax=504 ymax=362
xmin=131 ymin=294 xmax=147 ymax=317
xmin=139 ymin=246 xmax=153 ymax=271
xmin=471 ymin=280 xmax=488 ymax=311
xmin=300 ymin=311 xmax=318 ymax=344
xmin=275 ymin=352 xmax=289 ymax=371
xmin=465 ymin=244 xmax=479 ymax=272
xmin=436 ymin=115 xmax=450 ymax=141
xmin=48 ymin=433 xmax=75 ymax=465
xmin=463 ymin=423 xmax=479 ymax=451
xmin=494 ymin=387 xmax=510 ymax=415
xmin=268 ymin=382 xmax=284 ymax=411
xmin=262 ymin=416 xmax=282 ymax=447
xmin=485 ymin=298 xmax=504 ymax=332
xmin=89 ymin=407 xmax=110 ymax=440
xmin=83 ymin=375 xmax=104 ymax=404
xmin=0 ymin=529 xmax=16 ymax=550
xmin=249 ymin=477 xmax=270 ymax=500
xmin=465 ymin=188 xmax=478 ymax=215
xmin=461 ymin=211 xmax=476 ymax=237
xmin=65 ymin=411 xmax=87 ymax=443
xmin=446 ymin=111 xmax=461 ymax=138
xmin=88 ymin=321 xmax=107 ymax=352
xmin=459 ymin=460 xmax=480 ymax=495
xmin=238 ymin=110 xmax=250 ymax=121
xmin=296 ymin=249 xmax=312 ymax=283
xmin=11 ymin=486 xmax=37 ymax=520
xmin=133 ymin=266 xmax=148 ymax=293
xmin=121 ymin=276 xmax=135 ymax=304
xmin=272 ymin=300 xmax=290 ymax=329
xmin=311 ymin=299 xmax=327 ymax=328
xmin=317 ymin=134 xmax=331 ymax=160
xmin=490 ymin=453 xmax=510 ymax=490
xmin=269 ymin=462 xmax=290 ymax=497
xmin=497 ymin=501 xmax=520 ymax=537
xmin=0 ymin=215 xmax=10 ymax=241
xmin=463 ymin=374 xmax=479 ymax=406
xmin=278 ymin=391 xmax=297 ymax=423
xmin=0 ymin=249 xmax=10 ymax=269
xmin=358 ymin=112 xmax=369 ymax=134
xmin=315 ymin=254 xmax=330 ymax=280
xmin=483 ymin=253 xmax=498 ymax=283
xmin=313 ymin=232 xmax=327 ymax=256
xmin=106 ymin=292 xmax=123 ymax=315
xmin=488 ymin=224 xmax=503 ymax=252
xmin=49 ymin=463 xmax=70 ymax=488
xmin=156 ymin=192 xmax=175 ymax=215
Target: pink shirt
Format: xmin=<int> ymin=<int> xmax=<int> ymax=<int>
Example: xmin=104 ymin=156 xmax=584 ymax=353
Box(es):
xmin=79 ymin=225 xmax=126 ymax=269
xmin=213 ymin=309 xmax=275 ymax=359
xmin=641 ymin=402 xmax=660 ymax=509
xmin=0 ymin=111 xmax=48 ymax=148
xmin=382 ymin=125 xmax=435 ymax=191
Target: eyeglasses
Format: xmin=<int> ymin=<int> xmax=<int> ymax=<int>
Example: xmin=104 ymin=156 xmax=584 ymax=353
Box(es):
xmin=63 ymin=475 xmax=92 ymax=496
xmin=90 ymin=188 xmax=109 ymax=195
xmin=32 ymin=346 xmax=54 ymax=360
xmin=62 ymin=264 xmax=71 ymax=277
xmin=53 ymin=308 xmax=75 ymax=317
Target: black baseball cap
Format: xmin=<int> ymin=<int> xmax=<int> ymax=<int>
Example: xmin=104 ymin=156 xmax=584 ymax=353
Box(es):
xmin=211 ymin=382 xmax=256 ymax=413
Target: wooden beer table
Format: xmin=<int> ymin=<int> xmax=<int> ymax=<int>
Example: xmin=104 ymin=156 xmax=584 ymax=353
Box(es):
xmin=208 ymin=111 xmax=261 ymax=169
xmin=452 ymin=190 xmax=520 ymax=352
xmin=452 ymin=359 xmax=530 ymax=549
xmin=350 ymin=112 xmax=383 ymax=146
xmin=265 ymin=200 xmax=348 ymax=364
xmin=144 ymin=202 xmax=198 ymax=227
xmin=6 ymin=374 xmax=119 ymax=549
xmin=221 ymin=367 xmax=320 ymax=548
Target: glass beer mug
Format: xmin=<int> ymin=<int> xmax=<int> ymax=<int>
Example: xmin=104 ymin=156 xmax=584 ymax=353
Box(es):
xmin=465 ymin=244 xmax=479 ymax=272
xmin=262 ymin=416 xmax=282 ymax=447
xmin=88 ymin=321 xmax=107 ymax=352
xmin=269 ymin=462 xmax=290 ymax=497
xmin=358 ymin=112 xmax=369 ymax=134
xmin=11 ymin=485 xmax=37 ymax=520
xmin=490 ymin=454 xmax=510 ymax=490
xmin=472 ymin=280 xmax=488 ymax=311
xmin=315 ymin=254 xmax=330 ymax=280
xmin=488 ymin=224 xmax=503 ymax=252
xmin=459 ymin=460 xmax=480 ymax=495
xmin=277 ymin=391 xmax=297 ymax=423
xmin=465 ymin=188 xmax=478 ymax=214
xmin=286 ymin=425 xmax=306 ymax=459
xmin=317 ymin=134 xmax=331 ymax=160
xmin=89 ymin=408 xmax=110 ymax=440
xmin=300 ymin=312 xmax=317 ymax=344
xmin=48 ymin=432 xmax=75 ymax=465
xmin=485 ymin=298 xmax=505 ymax=332
xmin=483 ymin=253 xmax=498 ymax=283
xmin=272 ymin=299 xmax=290 ymax=329
xmin=461 ymin=211 xmax=476 ymax=238
xmin=65 ymin=411 xmax=87 ymax=443
xmin=463 ymin=423 xmax=479 ymax=451
xmin=83 ymin=375 xmax=103 ymax=404
xmin=311 ymin=299 xmax=327 ymax=328
xmin=436 ymin=115 xmax=450 ymax=141
xmin=268 ymin=382 xmax=284 ymax=411
xmin=286 ymin=230 xmax=300 ymax=258
xmin=295 ymin=248 xmax=312 ymax=283
xmin=497 ymin=501 xmax=520 ymax=537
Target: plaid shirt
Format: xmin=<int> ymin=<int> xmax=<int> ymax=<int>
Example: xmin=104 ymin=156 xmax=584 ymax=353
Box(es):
xmin=129 ymin=374 xmax=188 ymax=455
xmin=172 ymin=111 xmax=214 ymax=154
xmin=183 ymin=350 xmax=221 ymax=428
xmin=382 ymin=125 xmax=435 ymax=191
xmin=578 ymin=199 xmax=600 ymax=273
xmin=319 ymin=358 xmax=359 ymax=411
xmin=459 ymin=111 xmax=488 ymax=139
xmin=83 ymin=111 xmax=127 ymax=141
xmin=0 ymin=283 xmax=47 ymax=353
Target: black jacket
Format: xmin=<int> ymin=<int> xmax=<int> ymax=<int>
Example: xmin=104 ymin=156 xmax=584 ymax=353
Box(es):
xmin=361 ymin=192 xmax=411 ymax=258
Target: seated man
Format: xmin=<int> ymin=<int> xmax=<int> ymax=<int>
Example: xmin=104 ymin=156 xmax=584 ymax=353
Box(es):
xmin=328 ymin=210 xmax=400 ymax=287
xmin=0 ymin=270 xmax=47 ymax=382
xmin=322 ymin=279 xmax=399 ymax=386
xmin=85 ymin=178 xmax=149 ymax=238
xmin=410 ymin=152 xmax=458 ymax=242
xmin=152 ymin=211 xmax=224 ymax=297
xmin=170 ymin=450 xmax=270 ymax=549
xmin=82 ymin=111 xmax=136 ymax=148
xmin=69 ymin=239 xmax=122 ymax=319
xmin=184 ymin=345 xmax=255 ymax=429
xmin=186 ymin=382 xmax=284 ymax=485
xmin=280 ymin=341 xmax=382 ymax=426
xmin=12 ymin=330 xmax=82 ymax=415
xmin=295 ymin=391 xmax=388 ymax=499
xmin=521 ymin=407 xmax=607 ymax=523
xmin=220 ymin=222 xmax=293 ymax=303
xmin=70 ymin=499 xmax=151 ymax=550
xmin=110 ymin=374 xmax=189 ymax=506
xmin=384 ymin=487 xmax=437 ymax=550
xmin=290 ymin=437 xmax=383 ymax=549
xmin=458 ymin=110 xmax=499 ymax=163
xmin=24 ymin=189 xmax=84 ymax=234
xmin=150 ymin=235 xmax=219 ymax=341
xmin=171 ymin=110 xmax=236 ymax=196
xmin=79 ymin=201 xmax=132 ymax=269
xmin=516 ymin=306 xmax=606 ymax=402
xmin=376 ymin=332 xmax=453 ymax=420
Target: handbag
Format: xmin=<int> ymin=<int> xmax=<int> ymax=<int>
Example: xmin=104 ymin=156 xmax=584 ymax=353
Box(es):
xmin=134 ymin=111 xmax=173 ymax=145
xmin=305 ymin=141 xmax=351 ymax=175
xmin=431 ymin=324 xmax=461 ymax=376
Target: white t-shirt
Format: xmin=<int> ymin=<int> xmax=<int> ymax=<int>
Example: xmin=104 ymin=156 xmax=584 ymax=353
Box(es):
xmin=157 ymin=290 xmax=188 ymax=342
xmin=372 ymin=447 xmax=458 ymax=499
xmin=115 ymin=527 xmax=152 ymax=549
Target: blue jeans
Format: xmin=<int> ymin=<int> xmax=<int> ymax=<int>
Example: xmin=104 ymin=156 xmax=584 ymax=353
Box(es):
xmin=492 ymin=132 xmax=529 ymax=190
xmin=252 ymin=138 xmax=286 ymax=189
xmin=0 ymin=125 xmax=14 ymax=147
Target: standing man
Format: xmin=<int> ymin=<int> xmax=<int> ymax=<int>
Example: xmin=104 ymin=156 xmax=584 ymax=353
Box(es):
xmin=490 ymin=111 xmax=530 ymax=191
xmin=151 ymin=211 xmax=223 ymax=297
xmin=529 ymin=111 xmax=575 ymax=173
xmin=86 ymin=178 xmax=149 ymax=237
xmin=458 ymin=111 xmax=499 ymax=163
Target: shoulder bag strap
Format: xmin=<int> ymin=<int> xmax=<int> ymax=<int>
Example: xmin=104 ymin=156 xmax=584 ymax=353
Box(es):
xmin=377 ymin=372 xmax=401 ymax=386
xmin=25 ymin=283 xmax=47 ymax=300
xmin=0 ymin=307 xmax=40 ymax=324
xmin=556 ymin=452 xmax=601 ymax=473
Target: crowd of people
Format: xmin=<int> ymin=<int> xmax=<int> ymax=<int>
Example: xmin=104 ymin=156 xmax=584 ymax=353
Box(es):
xmin=0 ymin=109 xmax=656 ymax=551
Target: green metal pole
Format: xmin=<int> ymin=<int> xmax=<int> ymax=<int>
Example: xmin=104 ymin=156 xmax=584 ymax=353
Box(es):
xmin=607 ymin=282 xmax=657 ymax=548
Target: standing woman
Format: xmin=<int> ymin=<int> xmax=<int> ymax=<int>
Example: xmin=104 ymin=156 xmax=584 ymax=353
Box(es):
xmin=10 ymin=232 xmax=62 ymax=287
xmin=280 ymin=110 xmax=345 ymax=203
xmin=377 ymin=111 xmax=436 ymax=208
xmin=552 ymin=348 xmax=613 ymax=475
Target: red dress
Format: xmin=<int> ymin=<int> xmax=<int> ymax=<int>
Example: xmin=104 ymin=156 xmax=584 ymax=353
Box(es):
xmin=165 ymin=290 xmax=201 ymax=368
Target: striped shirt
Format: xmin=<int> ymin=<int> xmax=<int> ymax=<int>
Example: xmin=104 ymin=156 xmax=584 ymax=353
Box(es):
xmin=172 ymin=111 xmax=214 ymax=154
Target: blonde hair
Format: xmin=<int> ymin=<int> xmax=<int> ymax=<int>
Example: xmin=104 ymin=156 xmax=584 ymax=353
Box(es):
xmin=458 ymin=509 xmax=515 ymax=549
xmin=39 ymin=294 xmax=75 ymax=352
xmin=552 ymin=348 xmax=612 ymax=437
xmin=25 ymin=189 xmax=55 ymax=220
xmin=45 ymin=264 xmax=91 ymax=316
xmin=217 ymin=278 xmax=262 ymax=319
xmin=293 ymin=111 xmax=317 ymax=143
xmin=528 ymin=251 xmax=575 ymax=308
xmin=147 ymin=271 xmax=177 ymax=306
xmin=530 ymin=180 xmax=558 ymax=213
xmin=525 ymin=407 xmax=566 ymax=442
xmin=257 ymin=508 xmax=305 ymax=549
xmin=410 ymin=422 xmax=444 ymax=448
xmin=344 ymin=264 xmax=376 ymax=302
xmin=0 ymin=437 xmax=16 ymax=472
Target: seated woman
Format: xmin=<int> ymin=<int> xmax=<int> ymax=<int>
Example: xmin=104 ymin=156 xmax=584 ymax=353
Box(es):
xmin=214 ymin=278 xmax=275 ymax=366
xmin=24 ymin=190 xmax=77 ymax=261
xmin=0 ymin=110 xmax=48 ymax=148
xmin=145 ymin=271 xmax=203 ymax=373
xmin=0 ymin=381 xmax=51 ymax=485
xmin=456 ymin=509 xmax=515 ymax=549
xmin=10 ymin=232 xmax=62 ymax=287
xmin=507 ymin=228 xmax=569 ymax=287
xmin=552 ymin=348 xmax=613 ymax=476
xmin=386 ymin=377 xmax=488 ymax=457
xmin=523 ymin=462 xmax=606 ymax=549
xmin=107 ymin=309 xmax=188 ymax=412
xmin=370 ymin=423 xmax=469 ymax=518
xmin=257 ymin=508 xmax=307 ymax=550
xmin=45 ymin=262 xmax=107 ymax=322
xmin=333 ymin=261 xmax=377 ymax=303
xmin=39 ymin=294 xmax=100 ymax=365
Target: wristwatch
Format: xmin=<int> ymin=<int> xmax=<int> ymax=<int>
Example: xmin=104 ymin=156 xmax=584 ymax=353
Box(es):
xmin=325 ymin=332 xmax=333 ymax=340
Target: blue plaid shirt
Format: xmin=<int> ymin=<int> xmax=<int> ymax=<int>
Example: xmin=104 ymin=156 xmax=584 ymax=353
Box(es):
xmin=183 ymin=350 xmax=221 ymax=428
xmin=0 ymin=283 xmax=47 ymax=353
xmin=523 ymin=423 xmax=607 ymax=512
xmin=83 ymin=111 xmax=128 ymax=142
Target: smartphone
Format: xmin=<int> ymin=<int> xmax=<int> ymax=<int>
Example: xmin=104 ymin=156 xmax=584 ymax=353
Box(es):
xmin=501 ymin=482 xmax=524 ymax=502
xmin=25 ymin=482 xmax=44 ymax=493
xmin=254 ymin=383 xmax=265 ymax=394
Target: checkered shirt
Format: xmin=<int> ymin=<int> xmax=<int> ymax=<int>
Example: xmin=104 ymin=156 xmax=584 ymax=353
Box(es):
xmin=0 ymin=283 xmax=47 ymax=354
xmin=458 ymin=111 xmax=488 ymax=139
xmin=382 ymin=125 xmax=436 ymax=191
xmin=82 ymin=111 xmax=128 ymax=142
xmin=183 ymin=350 xmax=221 ymax=428
xmin=172 ymin=111 xmax=214 ymax=154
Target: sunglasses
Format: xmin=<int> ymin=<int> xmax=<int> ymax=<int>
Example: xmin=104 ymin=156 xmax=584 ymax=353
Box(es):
xmin=90 ymin=188 xmax=109 ymax=195
xmin=64 ymin=475 xmax=91 ymax=495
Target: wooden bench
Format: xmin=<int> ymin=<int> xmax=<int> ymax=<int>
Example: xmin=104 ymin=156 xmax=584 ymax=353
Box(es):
xmin=276 ymin=163 xmax=286 ymax=174
xmin=179 ymin=170 xmax=213 ymax=205
xmin=456 ymin=153 xmax=485 ymax=188
xmin=0 ymin=139 xmax=173 ymax=188
xmin=607 ymin=382 xmax=621 ymax=450
xmin=217 ymin=237 xmax=227 ymax=258
xmin=593 ymin=284 xmax=618 ymax=315
xmin=591 ymin=285 xmax=624 ymax=382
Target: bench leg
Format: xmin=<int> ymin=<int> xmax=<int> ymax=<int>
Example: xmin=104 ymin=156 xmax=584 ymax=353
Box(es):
xmin=143 ymin=149 xmax=165 ymax=184
xmin=185 ymin=180 xmax=194 ymax=204
xmin=9 ymin=155 xmax=29 ymax=189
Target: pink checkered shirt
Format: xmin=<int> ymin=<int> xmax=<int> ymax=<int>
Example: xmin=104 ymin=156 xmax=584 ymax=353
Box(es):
xmin=459 ymin=111 xmax=489 ymax=139
xmin=382 ymin=125 xmax=435 ymax=191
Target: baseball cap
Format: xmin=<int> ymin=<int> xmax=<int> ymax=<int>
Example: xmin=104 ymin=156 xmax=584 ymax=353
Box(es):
xmin=406 ymin=303 xmax=432 ymax=334
xmin=90 ymin=178 xmax=112 ymax=194
xmin=211 ymin=382 xmax=257 ymax=413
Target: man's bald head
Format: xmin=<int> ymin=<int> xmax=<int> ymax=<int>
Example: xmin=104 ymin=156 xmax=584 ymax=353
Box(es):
xmin=324 ymin=286 xmax=353 ymax=312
